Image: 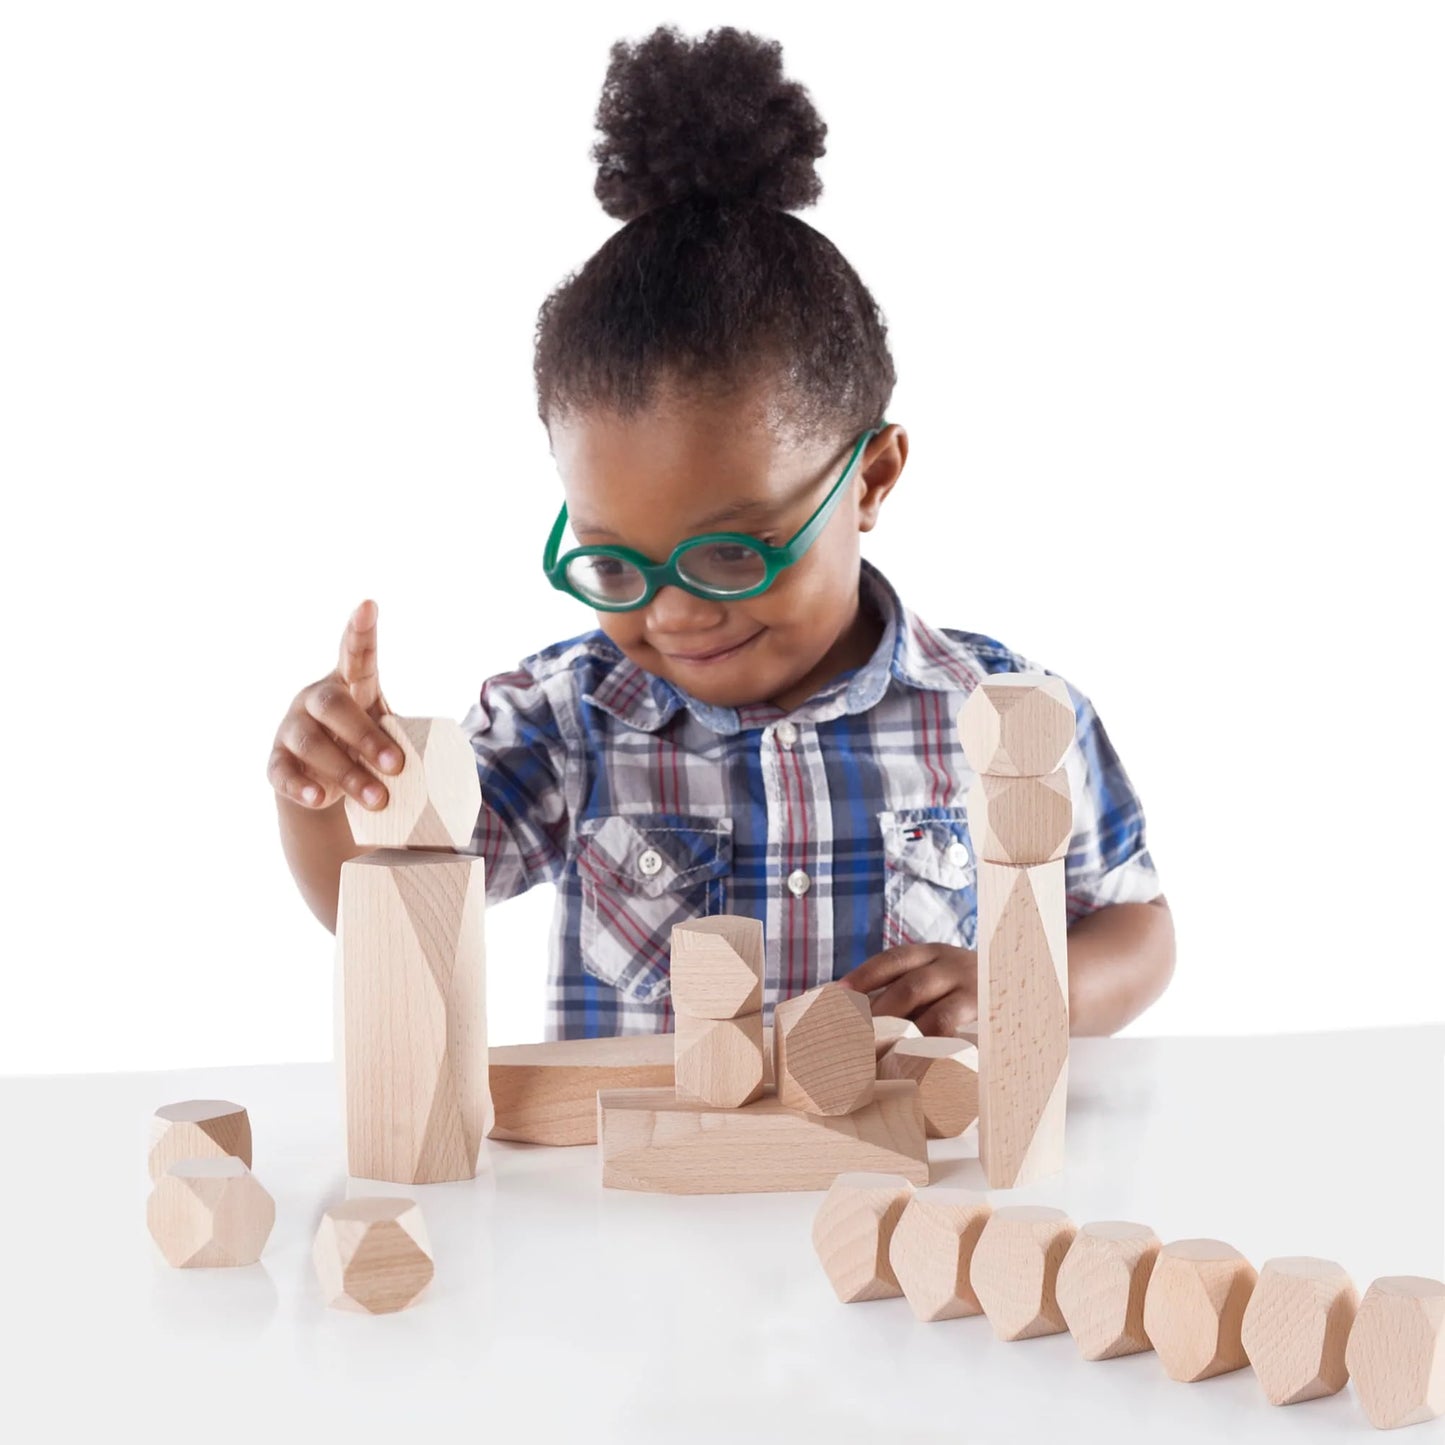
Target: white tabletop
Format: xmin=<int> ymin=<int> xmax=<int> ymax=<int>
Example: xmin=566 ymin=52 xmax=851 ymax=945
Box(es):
xmin=4 ymin=1027 xmax=1442 ymax=1442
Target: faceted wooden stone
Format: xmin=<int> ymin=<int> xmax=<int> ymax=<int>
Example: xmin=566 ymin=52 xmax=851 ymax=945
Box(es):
xmin=970 ymin=1205 xmax=1077 ymax=1341
xmin=958 ymin=673 xmax=1074 ymax=778
xmin=966 ymin=770 xmax=1072 ymax=865
xmin=146 ymin=1158 xmax=275 ymax=1268
xmin=1056 ymin=1221 xmax=1161 ymax=1361
xmin=314 ymin=1198 xmax=435 ymax=1315
xmin=147 ymin=1100 xmax=252 ymax=1181
xmin=872 ymin=1015 xmax=922 ymax=1063
xmin=877 ymin=1038 xmax=979 ymax=1138
xmin=888 ymin=1189 xmax=992 ymax=1322
xmin=1344 ymin=1276 xmax=1445 ymax=1430
xmin=811 ymin=1172 xmax=916 ymax=1303
xmin=1240 ymin=1256 xmax=1358 ymax=1405
xmin=673 ymin=1012 xmax=766 ymax=1109
xmin=1143 ymin=1239 xmax=1258 ymax=1382
xmin=669 ymin=916 xmax=764 ymax=1018
xmin=343 ymin=714 xmax=482 ymax=848
xmin=773 ymin=983 xmax=875 ymax=1117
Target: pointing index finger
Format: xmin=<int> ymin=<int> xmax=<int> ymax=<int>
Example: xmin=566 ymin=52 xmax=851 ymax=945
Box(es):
xmin=340 ymin=599 xmax=383 ymax=717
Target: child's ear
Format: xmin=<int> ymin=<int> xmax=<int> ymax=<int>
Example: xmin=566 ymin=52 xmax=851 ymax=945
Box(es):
xmin=856 ymin=425 xmax=907 ymax=531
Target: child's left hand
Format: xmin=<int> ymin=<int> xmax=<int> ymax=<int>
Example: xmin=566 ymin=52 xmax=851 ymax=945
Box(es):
xmin=838 ymin=944 xmax=978 ymax=1037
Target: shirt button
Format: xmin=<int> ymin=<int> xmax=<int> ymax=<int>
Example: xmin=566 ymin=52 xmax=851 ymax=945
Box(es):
xmin=786 ymin=868 xmax=811 ymax=896
xmin=947 ymin=841 xmax=970 ymax=867
xmin=775 ymin=721 xmax=798 ymax=748
xmin=638 ymin=848 xmax=663 ymax=877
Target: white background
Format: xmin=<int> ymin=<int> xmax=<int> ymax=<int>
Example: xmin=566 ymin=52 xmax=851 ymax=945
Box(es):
xmin=2 ymin=2 xmax=1441 ymax=1073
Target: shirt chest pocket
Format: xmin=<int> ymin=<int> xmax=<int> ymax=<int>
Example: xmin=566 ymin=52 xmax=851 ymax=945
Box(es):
xmin=574 ymin=813 xmax=734 ymax=1004
xmin=879 ymin=806 xmax=978 ymax=952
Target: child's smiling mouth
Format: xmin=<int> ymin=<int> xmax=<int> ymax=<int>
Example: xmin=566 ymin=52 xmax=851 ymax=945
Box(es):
xmin=658 ymin=629 xmax=765 ymax=665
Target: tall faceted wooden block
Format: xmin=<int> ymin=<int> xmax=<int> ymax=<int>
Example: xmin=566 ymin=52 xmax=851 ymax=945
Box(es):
xmin=889 ymin=1189 xmax=993 ymax=1322
xmin=877 ymin=1037 xmax=979 ymax=1138
xmin=969 ymin=1204 xmax=1077 ymax=1341
xmin=1056 ymin=1221 xmax=1161 ymax=1361
xmin=1345 ymin=1276 xmax=1445 ymax=1430
xmin=344 ymin=714 xmax=482 ymax=849
xmin=772 ymin=983 xmax=875 ymax=1117
xmin=314 ymin=1198 xmax=435 ymax=1315
xmin=811 ymin=1172 xmax=916 ymax=1303
xmin=958 ymin=673 xmax=1074 ymax=778
xmin=674 ymin=1012 xmax=766 ymax=1109
xmin=146 ymin=1158 xmax=275 ymax=1268
xmin=669 ymin=916 xmax=764 ymax=1018
xmin=1143 ymin=1239 xmax=1258 ymax=1382
xmin=1240 ymin=1256 xmax=1358 ymax=1405
xmin=147 ymin=1100 xmax=252 ymax=1181
xmin=338 ymin=848 xmax=489 ymax=1184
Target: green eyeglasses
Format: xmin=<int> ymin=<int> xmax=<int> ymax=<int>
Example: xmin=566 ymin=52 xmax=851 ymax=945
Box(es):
xmin=542 ymin=421 xmax=886 ymax=611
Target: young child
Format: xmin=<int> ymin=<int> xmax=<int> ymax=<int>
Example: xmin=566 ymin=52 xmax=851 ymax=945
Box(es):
xmin=269 ymin=23 xmax=1174 ymax=1043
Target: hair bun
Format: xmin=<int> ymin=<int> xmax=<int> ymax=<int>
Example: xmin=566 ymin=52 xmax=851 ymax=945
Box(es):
xmin=591 ymin=24 xmax=826 ymax=222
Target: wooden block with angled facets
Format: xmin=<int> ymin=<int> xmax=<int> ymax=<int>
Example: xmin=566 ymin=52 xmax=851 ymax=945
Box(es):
xmin=597 ymin=1081 xmax=928 ymax=1194
xmin=674 ymin=1011 xmax=766 ymax=1109
xmin=872 ymin=1015 xmax=922 ymax=1063
xmin=313 ymin=1198 xmax=435 ymax=1315
xmin=877 ymin=1037 xmax=979 ymax=1139
xmin=147 ymin=1100 xmax=252 ymax=1181
xmin=969 ymin=1204 xmax=1077 ymax=1341
xmin=811 ymin=1172 xmax=916 ymax=1303
xmin=1240 ymin=1256 xmax=1358 ymax=1405
xmin=343 ymin=714 xmax=482 ymax=849
xmin=337 ymin=848 xmax=489 ymax=1184
xmin=1344 ymin=1276 xmax=1445 ymax=1430
xmin=668 ymin=915 xmax=764 ymax=1018
xmin=146 ymin=1158 xmax=275 ymax=1268
xmin=888 ymin=1189 xmax=993 ymax=1322
xmin=966 ymin=770 xmax=1073 ymax=864
xmin=1143 ymin=1239 xmax=1258 ymax=1382
xmin=773 ymin=983 xmax=876 ymax=1117
xmin=1056 ymin=1221 xmax=1161 ymax=1361
xmin=958 ymin=673 xmax=1074 ymax=778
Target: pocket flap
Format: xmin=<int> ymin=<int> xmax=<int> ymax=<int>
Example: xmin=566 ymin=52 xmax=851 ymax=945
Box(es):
xmin=575 ymin=813 xmax=734 ymax=901
xmin=879 ymin=807 xmax=974 ymax=890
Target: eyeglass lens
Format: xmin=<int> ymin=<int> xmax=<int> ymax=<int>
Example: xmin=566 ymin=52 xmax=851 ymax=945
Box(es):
xmin=565 ymin=539 xmax=769 ymax=607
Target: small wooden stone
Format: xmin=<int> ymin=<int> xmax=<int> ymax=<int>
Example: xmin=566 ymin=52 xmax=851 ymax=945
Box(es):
xmin=969 ymin=1205 xmax=1077 ymax=1341
xmin=773 ymin=983 xmax=875 ymax=1117
xmin=872 ymin=1015 xmax=922 ymax=1063
xmin=146 ymin=1158 xmax=275 ymax=1268
xmin=1055 ymin=1221 xmax=1161 ymax=1361
xmin=674 ymin=1011 xmax=766 ymax=1109
xmin=1143 ymin=1239 xmax=1258 ymax=1382
xmin=958 ymin=673 xmax=1074 ymax=778
xmin=888 ymin=1189 xmax=993 ymax=1322
xmin=811 ymin=1172 xmax=916 ymax=1303
xmin=343 ymin=714 xmax=482 ymax=849
xmin=1237 ymin=1256 xmax=1358 ymax=1406
xmin=669 ymin=916 xmax=764 ymax=1019
xmin=877 ymin=1037 xmax=979 ymax=1138
xmin=147 ymin=1100 xmax=252 ymax=1181
xmin=966 ymin=770 xmax=1072 ymax=865
xmin=1344 ymin=1276 xmax=1445 ymax=1430
xmin=313 ymin=1198 xmax=435 ymax=1315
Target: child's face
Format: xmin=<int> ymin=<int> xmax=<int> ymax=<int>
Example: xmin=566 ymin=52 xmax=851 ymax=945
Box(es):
xmin=549 ymin=383 xmax=905 ymax=711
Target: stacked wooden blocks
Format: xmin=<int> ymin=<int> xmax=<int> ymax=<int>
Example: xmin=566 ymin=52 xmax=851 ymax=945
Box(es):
xmin=338 ymin=714 xmax=489 ymax=1184
xmin=958 ymin=674 xmax=1075 ymax=1189
xmin=671 ymin=915 xmax=767 ymax=1108
xmin=813 ymin=1177 xmax=1445 ymax=1430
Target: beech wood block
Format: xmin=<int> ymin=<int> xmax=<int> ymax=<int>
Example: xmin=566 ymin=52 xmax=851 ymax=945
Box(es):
xmin=811 ymin=1172 xmax=916 ymax=1303
xmin=313 ymin=1198 xmax=435 ymax=1315
xmin=1240 ymin=1256 xmax=1358 ymax=1406
xmin=674 ymin=1011 xmax=766 ymax=1109
xmin=1056 ymin=1221 xmax=1161 ymax=1361
xmin=338 ymin=848 xmax=489 ymax=1184
xmin=772 ymin=983 xmax=875 ymax=1116
xmin=966 ymin=770 xmax=1072 ymax=865
xmin=343 ymin=714 xmax=482 ymax=849
xmin=146 ymin=1158 xmax=275 ymax=1268
xmin=1344 ymin=1276 xmax=1445 ymax=1430
xmin=147 ymin=1100 xmax=252 ymax=1181
xmin=872 ymin=1015 xmax=922 ymax=1063
xmin=668 ymin=916 xmax=764 ymax=1018
xmin=958 ymin=673 xmax=1074 ymax=777
xmin=888 ymin=1189 xmax=993 ymax=1322
xmin=597 ymin=1081 xmax=929 ymax=1194
xmin=877 ymin=1037 xmax=979 ymax=1138
xmin=969 ymin=1205 xmax=1077 ymax=1341
xmin=1143 ymin=1239 xmax=1258 ymax=1382
xmin=974 ymin=858 xmax=1069 ymax=1188
xmin=487 ymin=1035 xmax=675 ymax=1145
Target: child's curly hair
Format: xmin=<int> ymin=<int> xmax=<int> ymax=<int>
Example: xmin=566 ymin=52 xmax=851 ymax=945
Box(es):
xmin=533 ymin=24 xmax=897 ymax=449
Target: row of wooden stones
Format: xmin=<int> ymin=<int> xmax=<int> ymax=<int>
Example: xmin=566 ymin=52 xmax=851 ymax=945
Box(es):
xmin=145 ymin=1099 xmax=434 ymax=1314
xmin=812 ymin=1173 xmax=1445 ymax=1431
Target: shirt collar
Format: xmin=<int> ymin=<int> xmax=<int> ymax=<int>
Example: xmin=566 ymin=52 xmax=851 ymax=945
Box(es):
xmin=582 ymin=558 xmax=984 ymax=735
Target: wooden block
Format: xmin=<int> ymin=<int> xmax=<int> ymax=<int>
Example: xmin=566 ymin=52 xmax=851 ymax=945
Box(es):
xmin=1344 ymin=1276 xmax=1445 ymax=1430
xmin=877 ymin=1037 xmax=979 ymax=1138
xmin=966 ymin=771 xmax=1072 ymax=865
xmin=1240 ymin=1256 xmax=1358 ymax=1405
xmin=1143 ymin=1239 xmax=1258 ymax=1382
xmin=1055 ymin=1220 xmax=1161 ymax=1361
xmin=888 ymin=1188 xmax=993 ymax=1322
xmin=773 ymin=983 xmax=876 ymax=1117
xmin=969 ymin=1204 xmax=1077 ymax=1341
xmin=338 ymin=848 xmax=489 ymax=1184
xmin=343 ymin=714 xmax=482 ymax=849
xmin=674 ymin=1011 xmax=766 ymax=1109
xmin=146 ymin=1158 xmax=275 ymax=1268
xmin=147 ymin=1100 xmax=252 ymax=1181
xmin=958 ymin=673 xmax=1074 ymax=778
xmin=668 ymin=915 xmax=764 ymax=1018
xmin=811 ymin=1172 xmax=916 ymax=1303
xmin=872 ymin=1014 xmax=922 ymax=1063
xmin=313 ymin=1197 xmax=435 ymax=1315
xmin=973 ymin=858 xmax=1068 ymax=1188
xmin=487 ymin=1035 xmax=675 ymax=1145
xmin=597 ymin=1081 xmax=929 ymax=1194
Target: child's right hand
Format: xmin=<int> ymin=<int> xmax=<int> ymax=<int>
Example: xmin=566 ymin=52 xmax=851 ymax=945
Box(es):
xmin=267 ymin=600 xmax=405 ymax=811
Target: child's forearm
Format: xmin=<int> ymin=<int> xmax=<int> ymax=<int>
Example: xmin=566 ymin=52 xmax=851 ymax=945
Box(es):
xmin=275 ymin=794 xmax=370 ymax=933
xmin=1067 ymin=897 xmax=1176 ymax=1036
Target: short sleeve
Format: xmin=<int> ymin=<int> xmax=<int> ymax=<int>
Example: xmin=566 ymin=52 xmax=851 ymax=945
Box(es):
xmin=1058 ymin=681 xmax=1164 ymax=923
xmin=458 ymin=665 xmax=572 ymax=904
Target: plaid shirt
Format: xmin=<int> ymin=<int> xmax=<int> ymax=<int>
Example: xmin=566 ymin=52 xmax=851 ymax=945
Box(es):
xmin=461 ymin=558 xmax=1162 ymax=1039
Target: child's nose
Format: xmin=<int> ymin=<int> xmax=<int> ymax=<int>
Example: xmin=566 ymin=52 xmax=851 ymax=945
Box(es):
xmin=644 ymin=583 xmax=731 ymax=631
